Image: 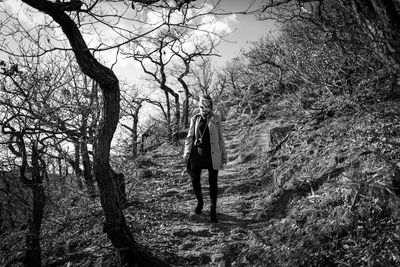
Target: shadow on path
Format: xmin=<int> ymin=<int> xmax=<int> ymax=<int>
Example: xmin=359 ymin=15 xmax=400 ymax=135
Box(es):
xmin=217 ymin=213 xmax=257 ymax=225
xmin=188 ymin=212 xmax=258 ymax=226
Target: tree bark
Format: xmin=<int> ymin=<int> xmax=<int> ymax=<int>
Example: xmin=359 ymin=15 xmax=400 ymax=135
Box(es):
xmin=20 ymin=0 xmax=140 ymax=265
xmin=115 ymin=172 xmax=127 ymax=208
xmin=73 ymin=141 xmax=83 ymax=190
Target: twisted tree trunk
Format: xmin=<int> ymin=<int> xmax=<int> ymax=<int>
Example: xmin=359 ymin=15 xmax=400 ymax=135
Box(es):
xmin=20 ymin=0 xmax=139 ymax=264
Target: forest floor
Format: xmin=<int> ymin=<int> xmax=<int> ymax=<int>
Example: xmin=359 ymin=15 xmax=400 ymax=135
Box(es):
xmin=3 ymin=100 xmax=400 ymax=267
xmin=1 ymin=114 xmax=283 ymax=267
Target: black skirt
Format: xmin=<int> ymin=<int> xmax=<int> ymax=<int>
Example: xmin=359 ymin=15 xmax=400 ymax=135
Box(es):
xmin=191 ymin=146 xmax=213 ymax=169
xmin=191 ymin=116 xmax=213 ymax=169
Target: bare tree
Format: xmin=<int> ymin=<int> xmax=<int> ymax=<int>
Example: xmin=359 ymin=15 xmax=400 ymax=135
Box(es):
xmin=172 ymin=35 xmax=220 ymax=127
xmin=132 ymin=32 xmax=181 ymax=141
xmin=1 ymin=0 xmax=230 ymax=264
xmin=0 ymin=72 xmax=48 ymax=266
xmin=120 ymin=85 xmax=147 ymax=157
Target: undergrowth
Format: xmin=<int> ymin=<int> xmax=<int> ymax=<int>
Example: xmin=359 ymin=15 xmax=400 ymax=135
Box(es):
xmin=238 ymin=96 xmax=400 ymax=266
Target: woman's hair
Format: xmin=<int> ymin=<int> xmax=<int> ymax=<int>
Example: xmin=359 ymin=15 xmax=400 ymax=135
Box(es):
xmin=199 ymin=94 xmax=213 ymax=109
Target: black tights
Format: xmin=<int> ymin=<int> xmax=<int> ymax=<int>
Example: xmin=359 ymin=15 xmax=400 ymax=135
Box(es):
xmin=191 ymin=166 xmax=218 ymax=208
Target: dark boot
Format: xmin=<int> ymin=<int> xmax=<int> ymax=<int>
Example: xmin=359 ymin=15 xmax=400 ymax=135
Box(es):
xmin=191 ymin=168 xmax=203 ymax=214
xmin=210 ymin=198 xmax=218 ymax=223
xmin=195 ymin=201 xmax=203 ymax=214
xmin=193 ymin=188 xmax=203 ymax=214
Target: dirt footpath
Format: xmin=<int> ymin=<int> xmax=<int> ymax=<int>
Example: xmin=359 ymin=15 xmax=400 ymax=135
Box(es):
xmin=127 ymin=117 xmax=275 ymax=266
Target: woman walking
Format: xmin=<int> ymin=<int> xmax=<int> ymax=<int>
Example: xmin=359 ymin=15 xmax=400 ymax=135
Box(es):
xmin=183 ymin=95 xmax=227 ymax=223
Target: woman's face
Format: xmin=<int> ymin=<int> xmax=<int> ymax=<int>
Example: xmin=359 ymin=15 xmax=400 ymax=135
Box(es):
xmin=199 ymin=99 xmax=212 ymax=116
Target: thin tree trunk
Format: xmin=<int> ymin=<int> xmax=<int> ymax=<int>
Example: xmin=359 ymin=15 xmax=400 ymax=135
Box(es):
xmin=23 ymin=143 xmax=46 ymax=267
xmin=178 ymin=73 xmax=189 ymax=128
xmin=161 ymin=84 xmax=180 ymax=141
xmin=81 ymin=138 xmax=96 ymax=199
xmin=132 ymin=109 xmax=139 ymax=157
xmin=56 ymin=145 xmax=84 ymax=191
xmin=2 ymin=175 xmax=15 ymax=229
xmin=40 ymin=157 xmax=51 ymax=202
xmin=140 ymin=134 xmax=145 ymax=153
xmin=81 ymin=114 xmax=96 ymax=199
xmin=74 ymin=141 xmax=83 ymax=190
xmin=183 ymin=91 xmax=189 ymax=128
xmin=58 ymin=151 xmax=66 ymax=192
xmin=164 ymin=90 xmax=172 ymax=140
xmin=65 ymin=163 xmax=69 ymax=178
xmin=173 ymin=92 xmax=180 ymax=141
xmin=57 ymin=151 xmax=62 ymax=177
xmin=53 ymin=159 xmax=58 ymax=191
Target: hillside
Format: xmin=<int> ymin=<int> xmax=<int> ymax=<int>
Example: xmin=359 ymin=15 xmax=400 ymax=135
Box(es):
xmin=3 ymin=98 xmax=400 ymax=266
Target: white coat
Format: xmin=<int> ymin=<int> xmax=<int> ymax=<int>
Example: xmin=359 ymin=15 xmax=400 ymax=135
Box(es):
xmin=184 ymin=113 xmax=227 ymax=170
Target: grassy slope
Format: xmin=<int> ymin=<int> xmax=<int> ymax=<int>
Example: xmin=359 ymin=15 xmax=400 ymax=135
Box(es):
xmin=2 ymin=99 xmax=400 ymax=267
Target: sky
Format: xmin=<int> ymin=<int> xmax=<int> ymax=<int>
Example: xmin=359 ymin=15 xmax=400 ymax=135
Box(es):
xmin=112 ymin=0 xmax=279 ymax=84
xmin=0 ymin=0 xmax=278 ymax=82
xmin=215 ymin=0 xmax=278 ymax=64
